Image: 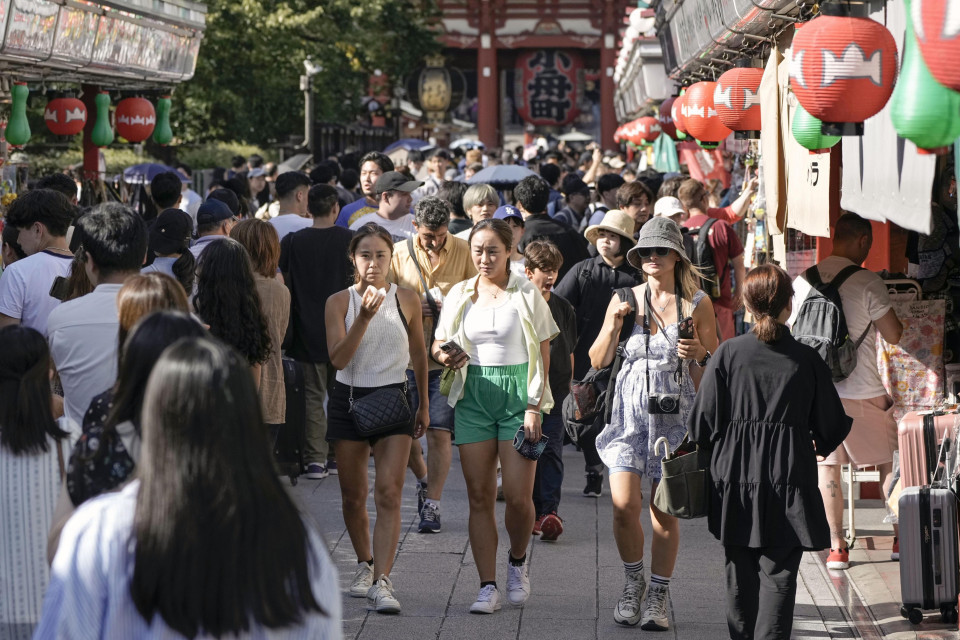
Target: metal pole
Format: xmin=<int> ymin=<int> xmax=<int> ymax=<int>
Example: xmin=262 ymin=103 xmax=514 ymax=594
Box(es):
xmin=301 ymin=74 xmax=315 ymax=161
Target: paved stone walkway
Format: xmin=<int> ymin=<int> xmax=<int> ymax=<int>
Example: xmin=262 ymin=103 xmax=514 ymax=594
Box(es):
xmin=290 ymin=445 xmax=950 ymax=639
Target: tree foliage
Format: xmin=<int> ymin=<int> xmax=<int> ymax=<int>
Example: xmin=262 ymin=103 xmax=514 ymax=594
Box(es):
xmin=172 ymin=0 xmax=441 ymax=145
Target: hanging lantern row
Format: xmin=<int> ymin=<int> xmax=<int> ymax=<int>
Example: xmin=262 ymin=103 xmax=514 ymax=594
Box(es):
xmin=715 ymin=65 xmax=763 ymax=139
xmin=3 ymin=87 xmax=174 ymax=148
xmin=681 ymin=81 xmax=732 ymax=149
xmin=658 ymin=96 xmax=678 ymax=139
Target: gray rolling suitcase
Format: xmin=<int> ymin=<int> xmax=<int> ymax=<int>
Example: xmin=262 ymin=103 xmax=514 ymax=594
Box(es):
xmin=898 ymin=486 xmax=960 ymax=625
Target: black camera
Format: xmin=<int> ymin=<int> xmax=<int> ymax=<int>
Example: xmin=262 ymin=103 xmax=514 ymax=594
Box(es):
xmin=648 ymin=393 xmax=680 ymax=415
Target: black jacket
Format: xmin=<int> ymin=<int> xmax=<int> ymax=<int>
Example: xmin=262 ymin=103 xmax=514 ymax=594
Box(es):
xmin=518 ymin=214 xmax=589 ymax=282
xmin=688 ymin=332 xmax=852 ymax=550
xmin=553 ymin=255 xmax=641 ymax=378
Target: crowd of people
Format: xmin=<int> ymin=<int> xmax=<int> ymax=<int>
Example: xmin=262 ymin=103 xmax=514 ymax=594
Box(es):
xmin=0 ymin=141 xmax=901 ymax=640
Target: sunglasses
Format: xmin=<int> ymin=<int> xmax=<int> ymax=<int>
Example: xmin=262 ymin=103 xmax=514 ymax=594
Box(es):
xmin=636 ymin=247 xmax=672 ymax=258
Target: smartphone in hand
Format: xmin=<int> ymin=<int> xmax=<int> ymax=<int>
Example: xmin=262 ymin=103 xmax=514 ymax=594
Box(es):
xmin=440 ymin=340 xmax=469 ymax=360
xmin=677 ymin=317 xmax=695 ymax=340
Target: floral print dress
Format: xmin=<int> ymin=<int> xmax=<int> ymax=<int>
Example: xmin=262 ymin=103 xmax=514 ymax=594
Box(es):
xmin=596 ymin=290 xmax=706 ymax=478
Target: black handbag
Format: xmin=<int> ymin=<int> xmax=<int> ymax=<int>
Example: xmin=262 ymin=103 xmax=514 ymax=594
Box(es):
xmin=349 ymin=383 xmax=412 ymax=437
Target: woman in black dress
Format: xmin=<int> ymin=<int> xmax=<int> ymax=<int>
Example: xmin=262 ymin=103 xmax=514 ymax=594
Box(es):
xmin=688 ymin=264 xmax=852 ymax=640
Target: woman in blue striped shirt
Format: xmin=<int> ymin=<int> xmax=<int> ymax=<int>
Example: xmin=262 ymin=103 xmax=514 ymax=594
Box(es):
xmin=35 ymin=337 xmax=341 ymax=639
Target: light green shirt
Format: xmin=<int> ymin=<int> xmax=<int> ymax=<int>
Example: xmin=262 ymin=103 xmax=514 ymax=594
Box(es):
xmin=436 ymin=273 xmax=559 ymax=410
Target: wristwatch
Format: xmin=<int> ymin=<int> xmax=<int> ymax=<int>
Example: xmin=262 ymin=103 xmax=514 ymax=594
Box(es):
xmin=696 ymin=351 xmax=711 ymax=367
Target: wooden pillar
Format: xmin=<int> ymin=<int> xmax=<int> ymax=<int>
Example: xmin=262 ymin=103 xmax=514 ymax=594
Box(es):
xmin=600 ymin=0 xmax=618 ymax=150
xmin=477 ymin=1 xmax=499 ymax=148
xmin=81 ymin=84 xmax=100 ymax=181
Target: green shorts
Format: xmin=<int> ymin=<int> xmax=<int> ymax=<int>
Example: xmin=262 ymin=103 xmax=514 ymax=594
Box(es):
xmin=455 ymin=363 xmax=528 ymax=445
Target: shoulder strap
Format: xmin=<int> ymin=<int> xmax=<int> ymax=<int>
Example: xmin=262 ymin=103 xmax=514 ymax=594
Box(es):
xmin=616 ymin=286 xmax=638 ymax=341
xmin=802 ymin=265 xmax=822 ymax=287
xmin=830 ymin=264 xmax=865 ymax=291
xmin=394 ymin=287 xmax=409 ymax=333
xmin=407 ymin=238 xmax=439 ymax=318
xmin=56 ymin=438 xmax=65 ymax=481
xmin=699 ymin=217 xmax=718 ymax=239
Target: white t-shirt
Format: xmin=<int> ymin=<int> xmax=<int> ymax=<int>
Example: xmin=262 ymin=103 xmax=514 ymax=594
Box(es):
xmin=349 ymin=212 xmax=416 ymax=243
xmin=269 ymin=213 xmax=312 ymax=241
xmin=789 ymin=255 xmax=893 ymax=399
xmin=0 ymin=250 xmax=72 ymax=333
xmin=47 ymin=283 xmax=122 ymax=442
xmin=141 ymin=257 xmax=177 ymax=280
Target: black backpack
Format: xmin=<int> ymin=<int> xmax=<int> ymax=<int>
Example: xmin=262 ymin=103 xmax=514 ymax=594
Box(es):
xmin=684 ymin=218 xmax=720 ymax=299
xmin=791 ymin=264 xmax=871 ymax=382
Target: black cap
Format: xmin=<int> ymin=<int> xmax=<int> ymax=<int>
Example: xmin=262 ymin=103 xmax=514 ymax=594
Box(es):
xmin=150 ymin=208 xmax=193 ymax=254
xmin=373 ymin=171 xmax=424 ymax=195
xmin=196 ymin=199 xmax=234 ymax=226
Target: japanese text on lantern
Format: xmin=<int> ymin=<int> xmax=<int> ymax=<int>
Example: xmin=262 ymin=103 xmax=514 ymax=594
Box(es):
xmin=516 ymin=49 xmax=582 ymax=126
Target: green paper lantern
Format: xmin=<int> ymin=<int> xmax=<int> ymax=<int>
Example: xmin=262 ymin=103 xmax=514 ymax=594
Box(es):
xmin=792 ymin=103 xmax=841 ymax=153
xmin=890 ymin=0 xmax=960 ymax=155
xmin=152 ymin=96 xmax=172 ymax=145
xmin=91 ymin=91 xmax=114 ymax=147
xmin=6 ymin=82 xmax=31 ymax=147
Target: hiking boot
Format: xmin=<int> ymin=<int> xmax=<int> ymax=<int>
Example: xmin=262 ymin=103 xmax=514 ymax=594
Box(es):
xmin=416 ymin=480 xmax=428 ymax=516
xmin=583 ymin=471 xmax=603 ymax=497
xmin=367 ymin=574 xmax=401 ymax=614
xmin=469 ymin=584 xmax=502 ymax=614
xmin=613 ymin=571 xmax=647 ymax=626
xmin=418 ymin=502 xmax=441 ymax=533
xmin=506 ymin=559 xmax=531 ymax=606
xmin=349 ymin=561 xmax=374 ymax=598
xmin=305 ymin=462 xmax=328 ymax=479
xmin=640 ymin=583 xmax=670 ymax=631
xmin=826 ymin=548 xmax=850 ymax=570
xmin=891 ymin=537 xmax=899 ymax=561
xmin=538 ymin=513 xmax=563 ymax=541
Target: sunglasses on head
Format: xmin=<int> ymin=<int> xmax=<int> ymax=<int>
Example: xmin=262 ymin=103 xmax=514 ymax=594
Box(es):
xmin=636 ymin=247 xmax=671 ymax=258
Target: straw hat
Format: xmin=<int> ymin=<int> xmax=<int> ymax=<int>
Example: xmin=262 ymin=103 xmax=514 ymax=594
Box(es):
xmin=625 ymin=216 xmax=691 ymax=270
xmin=584 ymin=209 xmax=636 ymax=248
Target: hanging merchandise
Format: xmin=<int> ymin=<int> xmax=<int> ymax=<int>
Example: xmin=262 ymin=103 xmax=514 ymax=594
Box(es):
xmin=652 ymin=133 xmax=680 ymax=173
xmin=659 ymin=96 xmax=678 ymax=139
xmin=672 ymin=91 xmax=688 ymax=140
xmin=682 ymin=81 xmax=732 ymax=149
xmin=715 ymin=65 xmax=763 ymax=138
xmin=792 ymin=103 xmax=841 ymax=153
xmin=891 ymin=0 xmax=960 ymax=155
xmin=912 ymin=0 xmax=960 ymax=93
xmin=115 ymin=97 xmax=156 ymax=143
xmin=152 ymin=96 xmax=173 ymax=145
xmin=44 ymin=96 xmax=86 ymax=137
xmin=6 ymin=82 xmax=31 ymax=147
xmin=90 ymin=91 xmax=114 ymax=147
xmin=789 ymin=6 xmax=898 ymax=136
xmin=636 ymin=116 xmax=661 ymax=144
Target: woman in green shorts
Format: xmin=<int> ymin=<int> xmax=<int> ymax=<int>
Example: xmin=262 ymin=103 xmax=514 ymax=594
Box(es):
xmin=433 ymin=218 xmax=558 ymax=615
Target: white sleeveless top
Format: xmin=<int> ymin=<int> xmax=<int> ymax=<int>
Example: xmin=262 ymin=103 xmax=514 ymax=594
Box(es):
xmin=336 ymin=283 xmax=410 ymax=388
xmin=462 ymin=299 xmax=527 ymax=366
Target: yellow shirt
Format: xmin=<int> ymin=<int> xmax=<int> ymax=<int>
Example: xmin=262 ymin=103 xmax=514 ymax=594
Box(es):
xmin=389 ymin=235 xmax=477 ymax=371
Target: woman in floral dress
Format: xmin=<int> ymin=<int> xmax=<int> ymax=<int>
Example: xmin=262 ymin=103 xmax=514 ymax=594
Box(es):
xmin=589 ymin=216 xmax=718 ymax=630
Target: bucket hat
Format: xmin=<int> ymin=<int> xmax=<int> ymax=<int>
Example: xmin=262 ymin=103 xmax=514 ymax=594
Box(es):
xmin=626 ymin=216 xmax=690 ymax=270
xmin=584 ymin=209 xmax=636 ymax=247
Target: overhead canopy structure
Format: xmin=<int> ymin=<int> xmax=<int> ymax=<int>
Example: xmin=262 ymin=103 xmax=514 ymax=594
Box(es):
xmin=0 ymin=0 xmax=206 ymax=89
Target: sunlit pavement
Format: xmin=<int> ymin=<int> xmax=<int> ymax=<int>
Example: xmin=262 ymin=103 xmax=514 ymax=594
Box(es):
xmin=290 ymin=445 xmax=954 ymax=639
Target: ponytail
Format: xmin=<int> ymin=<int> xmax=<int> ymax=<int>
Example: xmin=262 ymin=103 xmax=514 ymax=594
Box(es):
xmin=172 ymin=250 xmax=196 ymax=294
xmin=752 ymin=314 xmax=785 ymax=342
xmin=742 ymin=264 xmax=793 ymax=344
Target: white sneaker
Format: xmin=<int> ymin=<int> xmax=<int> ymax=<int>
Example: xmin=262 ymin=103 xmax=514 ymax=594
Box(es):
xmin=640 ymin=583 xmax=670 ymax=631
xmin=349 ymin=561 xmax=374 ymax=598
xmin=367 ymin=574 xmax=401 ymax=614
xmin=469 ymin=584 xmax=502 ymax=614
xmin=506 ymin=560 xmax=530 ymax=606
xmin=613 ymin=571 xmax=646 ymax=626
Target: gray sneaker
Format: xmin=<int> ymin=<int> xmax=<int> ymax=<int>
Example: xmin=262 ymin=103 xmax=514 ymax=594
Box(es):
xmin=367 ymin=574 xmax=401 ymax=614
xmin=348 ymin=561 xmax=374 ymax=598
xmin=640 ymin=583 xmax=670 ymax=631
xmin=613 ymin=571 xmax=646 ymax=626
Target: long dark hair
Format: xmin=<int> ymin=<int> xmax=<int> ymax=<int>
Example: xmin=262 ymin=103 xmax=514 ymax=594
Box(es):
xmin=193 ymin=238 xmax=271 ymax=364
xmin=105 ymin=311 xmax=208 ymax=436
xmin=0 ymin=326 xmax=66 ymax=454
xmin=131 ymin=338 xmax=323 ymax=636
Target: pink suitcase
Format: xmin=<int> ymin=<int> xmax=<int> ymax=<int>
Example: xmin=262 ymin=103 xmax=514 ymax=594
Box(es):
xmin=898 ymin=411 xmax=959 ymax=489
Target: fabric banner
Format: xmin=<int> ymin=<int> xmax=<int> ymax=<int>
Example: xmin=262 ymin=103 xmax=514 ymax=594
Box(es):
xmin=760 ymin=46 xmax=787 ymax=236
xmin=784 ymin=93 xmax=832 ymax=238
xmin=677 ymin=142 xmax=729 ymax=187
xmin=877 ymin=299 xmax=946 ymax=424
xmin=839 ymin=0 xmax=935 ymax=235
xmin=653 ymin=134 xmax=680 ymax=173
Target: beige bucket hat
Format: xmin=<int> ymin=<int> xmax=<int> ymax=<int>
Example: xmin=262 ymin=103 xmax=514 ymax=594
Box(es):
xmin=584 ymin=209 xmax=636 ymax=248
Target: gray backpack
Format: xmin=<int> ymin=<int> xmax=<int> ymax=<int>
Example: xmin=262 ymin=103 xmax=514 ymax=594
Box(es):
xmin=791 ymin=265 xmax=872 ymax=382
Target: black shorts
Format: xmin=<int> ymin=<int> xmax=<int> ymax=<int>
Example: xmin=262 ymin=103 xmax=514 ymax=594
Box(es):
xmin=326 ymin=380 xmax=415 ymax=443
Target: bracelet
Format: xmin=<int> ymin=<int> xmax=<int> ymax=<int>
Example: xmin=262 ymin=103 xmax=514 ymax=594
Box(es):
xmin=525 ymin=409 xmax=541 ymax=415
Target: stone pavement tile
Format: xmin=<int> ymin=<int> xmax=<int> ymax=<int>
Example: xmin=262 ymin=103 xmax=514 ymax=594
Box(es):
xmin=438 ymin=610 xmax=522 ymax=640
xmin=673 ymin=621 xmax=729 ymax=639
xmin=518 ymin=617 xmax=596 ymax=639
xmin=520 ymin=593 xmax=598 ymax=620
xmin=355 ymin=612 xmax=442 ymax=639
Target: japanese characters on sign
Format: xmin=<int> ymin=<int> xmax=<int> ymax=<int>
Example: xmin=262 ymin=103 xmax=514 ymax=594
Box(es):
xmin=515 ymin=49 xmax=582 ymax=126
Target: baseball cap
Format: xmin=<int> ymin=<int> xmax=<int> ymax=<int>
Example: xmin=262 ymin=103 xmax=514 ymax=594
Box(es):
xmin=653 ymin=196 xmax=685 ymax=218
xmin=374 ymin=171 xmax=424 ymax=194
xmin=493 ymin=205 xmax=523 ymax=222
xmin=207 ymin=188 xmax=240 ymax=216
xmin=248 ymin=167 xmax=266 ymax=178
xmin=150 ymin=208 xmax=193 ymax=254
xmin=196 ymin=199 xmax=234 ymax=226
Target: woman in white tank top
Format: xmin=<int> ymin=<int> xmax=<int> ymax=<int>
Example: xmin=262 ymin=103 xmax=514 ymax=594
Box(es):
xmin=325 ymin=223 xmax=429 ymax=614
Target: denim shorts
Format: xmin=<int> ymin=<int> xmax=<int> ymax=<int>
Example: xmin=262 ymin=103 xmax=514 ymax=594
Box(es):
xmin=406 ymin=369 xmax=456 ymax=433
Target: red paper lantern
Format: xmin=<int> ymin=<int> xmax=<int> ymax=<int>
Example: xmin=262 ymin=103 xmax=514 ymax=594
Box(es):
xmin=43 ymin=97 xmax=86 ymax=136
xmin=515 ymin=50 xmax=582 ymax=126
xmin=635 ymin=116 xmax=661 ymax=144
xmin=683 ymin=82 xmax=733 ymax=145
xmin=715 ymin=66 xmax=763 ymax=137
xmin=913 ymin=0 xmax=960 ymax=93
xmin=115 ymin=97 xmax=156 ymax=142
xmin=673 ymin=93 xmax=689 ymax=135
xmin=614 ymin=125 xmax=624 ymax=143
xmin=659 ymin=96 xmax=678 ymax=139
xmin=789 ymin=9 xmax=898 ymax=135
